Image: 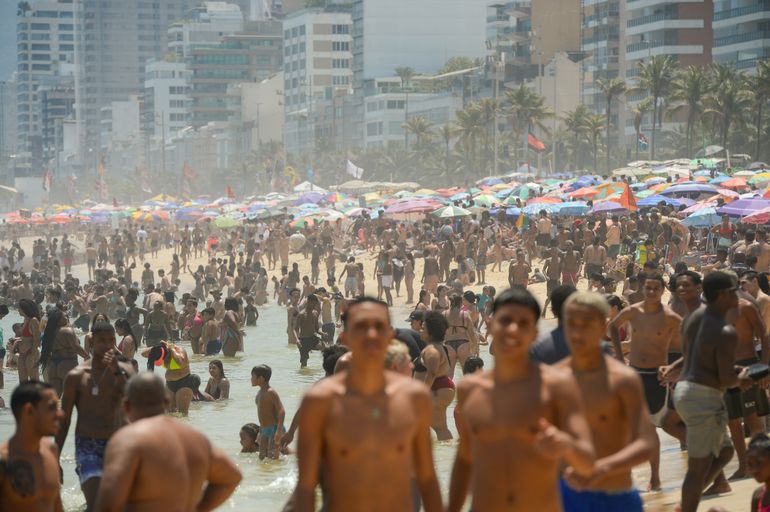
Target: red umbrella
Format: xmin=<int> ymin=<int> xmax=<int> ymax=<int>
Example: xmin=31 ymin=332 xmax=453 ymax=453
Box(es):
xmin=721 ymin=177 xmax=748 ymax=190
xmin=527 ymin=196 xmax=562 ymax=205
xmin=568 ymin=186 xmax=598 ymax=199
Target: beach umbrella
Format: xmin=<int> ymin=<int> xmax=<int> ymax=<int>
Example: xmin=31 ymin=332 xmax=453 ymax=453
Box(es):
xmin=132 ymin=210 xmax=169 ymax=222
xmin=415 ymin=188 xmax=438 ymax=196
xmin=449 ymin=192 xmax=471 ymax=202
xmin=635 ymin=189 xmax=657 ymax=199
xmin=693 ymin=170 xmax=713 ymax=176
xmin=213 ymin=215 xmax=241 ymax=228
xmin=749 ymin=162 xmax=770 ymax=170
xmin=637 ymin=195 xmax=686 ymax=208
xmin=749 ymin=173 xmax=770 ymax=185
xmin=527 ymin=196 xmax=562 ymax=205
xmin=590 ymin=201 xmax=628 ymax=214
xmin=720 ymin=177 xmax=749 ymax=190
xmin=716 ymin=188 xmax=741 ymax=200
xmin=344 ymin=207 xmax=372 ymax=217
xmin=471 ymin=194 xmax=497 ymax=208
xmin=660 ymin=183 xmax=719 ymax=196
xmin=709 ymin=175 xmax=729 ymax=185
xmin=478 ymin=177 xmax=504 ymax=186
xmin=644 ymin=177 xmax=666 ymax=185
xmin=294 ymin=191 xmax=324 ymax=205
xmin=392 ymin=190 xmax=414 ymax=199
xmin=324 ymin=191 xmax=348 ymax=203
xmin=523 ymin=202 xmax=561 ymax=215
xmin=717 ymin=198 xmax=770 ymax=217
xmin=265 ymin=192 xmax=286 ymax=201
xmin=568 ymin=186 xmax=598 ymax=199
xmin=682 ymin=207 xmax=721 ymax=227
xmin=432 ymin=205 xmax=471 ymax=218
xmin=556 ymin=201 xmax=589 ymax=216
xmin=741 ymin=207 xmax=770 ymax=224
xmin=734 ymin=170 xmax=757 ymax=177
xmin=174 ymin=209 xmax=203 ymax=222
xmin=384 ymin=199 xmax=442 ymax=214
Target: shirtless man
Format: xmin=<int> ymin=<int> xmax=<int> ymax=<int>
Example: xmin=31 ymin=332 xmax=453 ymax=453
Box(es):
xmin=251 ymin=364 xmax=285 ymax=460
xmin=286 ymin=288 xmax=300 ymax=346
xmin=56 ymin=322 xmax=133 ymax=511
xmin=294 ymin=294 xmax=321 ymax=368
xmin=95 ymin=373 xmax=241 ymax=512
xmin=609 ymin=274 xmax=682 ymax=491
xmin=674 ymin=271 xmax=755 ymax=512
xmin=1 ymin=381 xmax=63 ymax=512
xmin=756 ymin=229 xmax=770 ymax=273
xmin=558 ymin=291 xmax=656 ymax=510
xmin=448 ymin=288 xmax=594 ymax=512
xmin=507 ymin=250 xmax=530 ymax=289
xmin=296 ymin=297 xmax=443 ymax=512
xmin=338 ymin=257 xmax=359 ymax=298
xmin=742 ymin=271 xmax=770 ymax=328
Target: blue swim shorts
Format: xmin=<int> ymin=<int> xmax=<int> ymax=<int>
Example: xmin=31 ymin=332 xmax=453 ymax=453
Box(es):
xmin=75 ymin=436 xmax=109 ymax=486
xmin=559 ymin=479 xmax=643 ymax=512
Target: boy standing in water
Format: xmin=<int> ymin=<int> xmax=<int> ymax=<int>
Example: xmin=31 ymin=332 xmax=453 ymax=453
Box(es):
xmin=449 ymin=288 xmax=594 ymax=512
xmin=251 ymin=365 xmax=285 ymax=460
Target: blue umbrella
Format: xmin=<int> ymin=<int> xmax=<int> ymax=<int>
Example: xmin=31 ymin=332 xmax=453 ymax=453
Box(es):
xmin=294 ymin=191 xmax=324 ymax=205
xmin=523 ymin=203 xmax=561 ymax=215
xmin=637 ymin=195 xmax=685 ymax=208
xmin=479 ymin=177 xmax=504 ymax=186
xmin=660 ymin=183 xmax=719 ymax=196
xmin=556 ymin=201 xmax=589 ymax=216
xmin=710 ymin=175 xmax=729 ymax=185
xmin=449 ymin=192 xmax=470 ymax=201
xmin=682 ymin=207 xmax=721 ymax=227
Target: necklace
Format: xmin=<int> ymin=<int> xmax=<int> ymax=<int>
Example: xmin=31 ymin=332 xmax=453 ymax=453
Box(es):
xmin=91 ymin=367 xmax=109 ymax=396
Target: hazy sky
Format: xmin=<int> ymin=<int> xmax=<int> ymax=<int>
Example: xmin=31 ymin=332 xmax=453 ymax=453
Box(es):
xmin=0 ymin=1 xmax=16 ymax=81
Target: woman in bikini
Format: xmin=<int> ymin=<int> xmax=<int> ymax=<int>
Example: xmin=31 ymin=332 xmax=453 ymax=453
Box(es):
xmin=39 ymin=308 xmax=88 ymax=395
xmin=204 ymin=359 xmax=230 ymax=400
xmin=221 ymin=298 xmax=243 ymax=357
xmin=414 ymin=289 xmax=431 ymax=313
xmin=114 ymin=318 xmax=137 ymax=360
xmin=431 ymin=285 xmax=450 ymax=313
xmin=415 ymin=310 xmax=454 ymax=441
xmin=443 ymin=293 xmax=479 ymax=379
xmin=15 ymin=298 xmax=41 ymax=382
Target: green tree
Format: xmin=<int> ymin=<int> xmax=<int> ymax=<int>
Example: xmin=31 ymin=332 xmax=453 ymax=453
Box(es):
xmin=436 ymin=123 xmax=459 ymax=182
xmin=561 ymin=104 xmax=590 ymax=170
xmin=596 ymin=78 xmax=627 ymax=174
xmin=670 ymin=66 xmax=710 ymax=158
xmin=395 ymin=67 xmax=417 ymax=150
xmin=585 ymin=115 xmax=605 ymax=173
xmin=474 ymin=98 xmax=500 ymax=176
xmin=455 ymin=105 xmax=484 ymax=175
xmin=747 ymin=60 xmax=770 ymax=161
xmin=631 ymin=98 xmax=653 ymax=161
xmin=505 ymin=85 xmax=553 ymax=167
xmin=633 ymin=55 xmax=677 ymax=159
xmin=402 ymin=116 xmax=434 ymax=151
xmin=704 ymin=66 xmax=751 ymax=151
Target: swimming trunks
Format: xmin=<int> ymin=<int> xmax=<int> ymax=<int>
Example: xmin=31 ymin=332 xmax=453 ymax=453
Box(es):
xmin=75 ymin=436 xmax=108 ymax=486
xmin=260 ymin=424 xmax=284 ymax=438
xmin=206 ymin=339 xmax=222 ymax=356
xmin=559 ymin=479 xmax=643 ymax=512
xmin=673 ymin=380 xmax=732 ymax=459
xmin=631 ymin=366 xmax=668 ymax=426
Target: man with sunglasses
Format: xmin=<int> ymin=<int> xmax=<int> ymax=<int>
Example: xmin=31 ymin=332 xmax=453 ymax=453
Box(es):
xmin=675 ymin=271 xmax=754 ymax=512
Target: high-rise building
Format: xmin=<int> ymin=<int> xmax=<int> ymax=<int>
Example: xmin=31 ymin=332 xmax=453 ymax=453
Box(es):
xmin=581 ymin=1 xmax=621 ymax=113
xmin=188 ymin=20 xmax=282 ymax=127
xmin=352 ymin=0 xmax=489 ymax=146
xmin=168 ymin=2 xmax=245 ymax=60
xmin=0 ymin=78 xmax=18 ymax=166
xmin=38 ymin=81 xmax=75 ymax=163
xmin=144 ymin=59 xmax=192 ymax=141
xmin=282 ymin=7 xmax=353 ymax=155
xmin=79 ymin=0 xmax=192 ymax=152
xmin=16 ymin=0 xmax=75 ymax=161
xmin=712 ymin=0 xmax=770 ymax=72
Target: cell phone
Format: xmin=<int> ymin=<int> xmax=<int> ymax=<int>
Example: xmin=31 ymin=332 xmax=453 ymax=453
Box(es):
xmin=747 ymin=363 xmax=770 ymax=381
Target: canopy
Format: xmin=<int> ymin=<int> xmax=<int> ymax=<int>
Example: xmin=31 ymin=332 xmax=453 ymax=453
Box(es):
xmin=718 ymin=198 xmax=770 ymax=217
xmin=432 ymin=205 xmax=471 ymax=218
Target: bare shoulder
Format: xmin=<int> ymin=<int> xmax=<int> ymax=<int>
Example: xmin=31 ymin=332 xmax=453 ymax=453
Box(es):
xmin=662 ymin=305 xmax=683 ymax=322
xmin=605 ymin=356 xmax=643 ymax=388
xmin=457 ymin=370 xmax=491 ymax=396
xmin=540 ymin=361 xmax=574 ymax=386
xmin=304 ymin=373 xmax=345 ymax=400
xmin=387 ymin=371 xmax=429 ymax=398
xmin=43 ymin=438 xmax=59 ymax=458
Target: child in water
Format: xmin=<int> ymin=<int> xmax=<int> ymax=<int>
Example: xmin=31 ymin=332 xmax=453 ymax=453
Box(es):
xmin=251 ymin=364 xmax=286 ymax=460
xmin=244 ymin=295 xmax=259 ymax=326
xmin=240 ymin=423 xmax=260 ymax=453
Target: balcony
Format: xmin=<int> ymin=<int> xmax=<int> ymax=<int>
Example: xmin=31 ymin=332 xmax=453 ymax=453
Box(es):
xmin=713 ymin=2 xmax=770 ymax=22
xmin=714 ymin=30 xmax=770 ymax=47
xmin=626 ymin=40 xmax=666 ymax=53
xmin=627 ymin=11 xmax=678 ymax=28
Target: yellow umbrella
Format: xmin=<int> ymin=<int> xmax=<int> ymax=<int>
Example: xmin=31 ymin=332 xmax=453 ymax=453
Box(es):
xmin=363 ymin=192 xmax=382 ymax=202
xmin=415 ymin=188 xmax=437 ymax=196
xmin=148 ymin=193 xmax=179 ymax=203
xmin=490 ymin=183 xmax=511 ymax=191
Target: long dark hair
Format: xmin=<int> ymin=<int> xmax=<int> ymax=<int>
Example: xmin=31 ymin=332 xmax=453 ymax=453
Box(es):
xmin=209 ymin=359 xmax=226 ymax=378
xmin=39 ymin=309 xmax=64 ymax=370
xmin=18 ymin=298 xmax=40 ymax=320
xmin=114 ymin=318 xmax=135 ymax=344
xmin=90 ymin=312 xmax=109 ymax=331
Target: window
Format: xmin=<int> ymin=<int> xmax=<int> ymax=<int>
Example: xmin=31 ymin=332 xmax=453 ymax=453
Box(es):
xmin=299 ymin=25 xmax=305 ymax=35
xmin=367 ymin=121 xmax=382 ymax=136
xmin=31 ymin=23 xmax=50 ymax=30
xmin=299 ymin=42 xmax=306 ymax=53
xmin=299 ymin=59 xmax=305 ymax=69
xmin=332 ymin=24 xmax=349 ymax=35
xmin=59 ymin=33 xmax=74 ymax=41
xmin=58 ymin=24 xmax=74 ymax=31
xmin=292 ymin=43 xmax=298 ymax=54
xmin=169 ymin=86 xmax=187 ymax=95
xmin=31 ymin=33 xmax=50 ymax=41
xmin=333 ymin=75 xmax=349 ymax=85
xmin=31 ymin=43 xmax=50 ymax=51
xmin=284 ymin=46 xmax=290 ymax=56
xmin=284 ymin=29 xmax=290 ymax=39
xmin=332 ymin=41 xmax=349 ymax=52
xmin=170 ymin=99 xmax=186 ymax=108
xmin=32 ymin=64 xmax=50 ymax=71
xmin=59 ymin=44 xmax=74 ymax=51
xmin=332 ymin=59 xmax=349 ymax=69
xmin=291 ymin=27 xmax=298 ymax=38
xmin=31 ymin=54 xmax=51 ymax=61
xmin=387 ymin=100 xmax=405 ymax=110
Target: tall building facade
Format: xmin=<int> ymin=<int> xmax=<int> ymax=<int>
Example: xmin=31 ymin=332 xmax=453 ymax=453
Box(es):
xmin=712 ymin=0 xmax=770 ymax=72
xmin=16 ymin=0 xmax=75 ymax=161
xmin=0 ymin=79 xmax=18 ymax=165
xmin=188 ymin=20 xmax=282 ymax=127
xmin=581 ymin=0 xmax=621 ymax=113
xmin=79 ymin=0 xmax=192 ymax=152
xmin=168 ymin=2 xmax=245 ymax=60
xmin=144 ymin=59 xmax=192 ymax=141
xmin=352 ymin=0 xmax=490 ymax=147
xmin=283 ymin=7 xmax=353 ymax=155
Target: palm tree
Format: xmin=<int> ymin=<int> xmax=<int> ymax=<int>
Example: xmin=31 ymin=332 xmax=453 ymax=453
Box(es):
xmin=436 ymin=123 xmax=459 ymax=181
xmin=584 ymin=115 xmax=605 ymax=173
xmin=634 ymin=55 xmax=677 ymax=159
xmin=455 ymin=106 xmax=484 ymax=175
xmin=505 ymin=85 xmax=553 ymax=167
xmin=704 ymin=68 xmax=751 ymax=151
xmin=374 ymin=142 xmax=413 ymax=182
xmin=670 ymin=66 xmax=710 ymax=157
xmin=748 ymin=60 xmax=770 ymax=161
xmin=562 ymin=104 xmax=590 ymax=170
xmin=596 ymin=78 xmax=627 ymax=174
xmin=395 ymin=67 xmax=416 ymax=150
xmin=631 ymin=98 xmax=653 ymax=161
xmin=402 ymin=116 xmax=434 ymax=150
xmin=474 ymin=98 xmax=500 ymax=175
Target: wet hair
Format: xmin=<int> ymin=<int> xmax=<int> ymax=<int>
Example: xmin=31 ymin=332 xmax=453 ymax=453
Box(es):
xmin=251 ymin=364 xmax=272 ymax=382
xmin=462 ymin=356 xmax=484 ymax=375
xmin=164 ymin=291 xmax=175 ymax=302
xmin=744 ymin=270 xmax=760 ymax=282
xmin=492 ymin=287 xmax=541 ymax=320
xmin=564 ymin=291 xmax=610 ymax=321
xmin=202 ymin=307 xmax=215 ymax=317
xmin=91 ymin=321 xmax=115 ymax=339
xmin=39 ymin=309 xmax=65 ymax=371
xmin=241 ymin=422 xmax=260 ymax=441
xmin=423 ymin=310 xmax=449 ymax=342
xmin=550 ymin=285 xmax=577 ymax=322
xmin=224 ymin=297 xmax=239 ymax=312
xmin=114 ymin=318 xmax=135 ymax=340
xmin=209 ymin=359 xmax=226 ymax=378
xmin=606 ymin=294 xmax=626 ymax=310
xmin=145 ymin=343 xmax=166 ymax=371
xmin=11 ymin=380 xmax=53 ymax=419
xmin=18 ymin=298 xmax=40 ymax=320
xmin=0 ymin=304 xmax=9 ymax=316
xmin=703 ymin=271 xmax=737 ymax=303
xmin=322 ymin=345 xmax=348 ymax=377
xmin=748 ymin=433 xmax=770 ymax=459
xmin=341 ymin=297 xmax=390 ymax=328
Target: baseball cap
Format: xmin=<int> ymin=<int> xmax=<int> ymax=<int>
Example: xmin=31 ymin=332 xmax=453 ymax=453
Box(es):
xmin=406 ymin=310 xmax=424 ymax=323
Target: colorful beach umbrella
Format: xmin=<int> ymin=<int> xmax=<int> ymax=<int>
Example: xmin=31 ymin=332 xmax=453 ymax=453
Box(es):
xmin=432 ymin=205 xmax=471 ymax=218
xmin=717 ymin=198 xmax=770 ymax=217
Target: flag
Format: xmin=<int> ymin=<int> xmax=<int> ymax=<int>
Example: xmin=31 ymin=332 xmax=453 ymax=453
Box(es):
xmin=528 ymin=132 xmax=545 ymax=152
xmin=346 ymin=159 xmax=364 ymax=179
xmin=516 ymin=214 xmax=527 ymax=230
xmin=618 ymin=182 xmax=638 ymax=212
xmin=226 ymin=185 xmax=235 ymax=199
xmin=98 ymin=157 xmax=107 ymax=178
xmin=181 ymin=161 xmax=197 ymax=198
xmin=638 ymin=133 xmax=648 ymax=150
xmin=42 ymin=169 xmax=52 ymax=191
